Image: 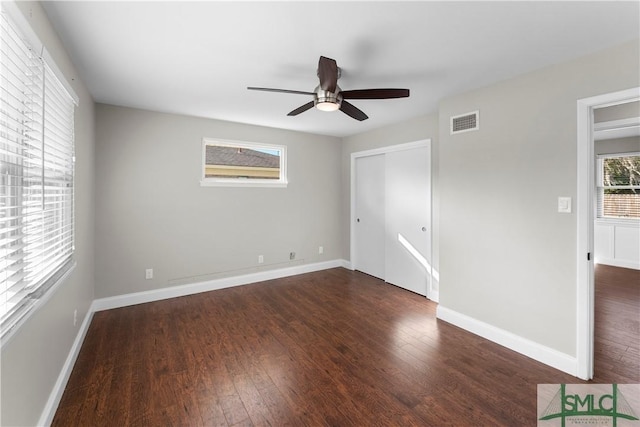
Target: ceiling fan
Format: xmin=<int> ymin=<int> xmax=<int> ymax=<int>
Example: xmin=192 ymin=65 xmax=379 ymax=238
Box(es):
xmin=248 ymin=56 xmax=410 ymax=121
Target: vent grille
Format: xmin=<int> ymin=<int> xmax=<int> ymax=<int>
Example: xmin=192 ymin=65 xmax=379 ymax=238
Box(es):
xmin=451 ymin=111 xmax=479 ymax=134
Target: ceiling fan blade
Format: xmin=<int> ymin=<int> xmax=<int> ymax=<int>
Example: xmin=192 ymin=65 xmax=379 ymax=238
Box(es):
xmin=318 ymin=56 xmax=338 ymax=93
xmin=341 ymin=89 xmax=410 ymax=99
xmin=248 ymin=87 xmax=315 ymax=96
xmin=287 ymin=101 xmax=315 ymax=116
xmin=340 ymin=101 xmax=368 ymax=121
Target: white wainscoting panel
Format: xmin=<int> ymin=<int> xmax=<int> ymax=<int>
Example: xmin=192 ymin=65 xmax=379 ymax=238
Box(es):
xmin=595 ymin=219 xmax=640 ymax=270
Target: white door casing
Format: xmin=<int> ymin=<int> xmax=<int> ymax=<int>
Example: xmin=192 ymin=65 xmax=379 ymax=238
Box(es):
xmin=576 ymin=87 xmax=640 ymax=380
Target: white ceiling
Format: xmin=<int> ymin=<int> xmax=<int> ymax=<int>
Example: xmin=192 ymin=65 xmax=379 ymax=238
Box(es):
xmin=42 ymin=1 xmax=640 ymax=138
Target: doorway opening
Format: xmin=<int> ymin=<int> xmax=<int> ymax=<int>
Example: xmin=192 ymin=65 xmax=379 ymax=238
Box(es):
xmin=576 ymin=87 xmax=639 ymax=380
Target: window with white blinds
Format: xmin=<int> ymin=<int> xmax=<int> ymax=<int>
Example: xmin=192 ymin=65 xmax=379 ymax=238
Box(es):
xmin=596 ymin=152 xmax=640 ymax=219
xmin=1 ymin=9 xmax=76 ymax=338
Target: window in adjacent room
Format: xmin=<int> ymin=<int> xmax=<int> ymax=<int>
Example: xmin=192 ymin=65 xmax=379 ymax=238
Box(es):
xmin=201 ymin=138 xmax=287 ymax=187
xmin=1 ymin=7 xmax=78 ymax=339
xmin=596 ymin=152 xmax=640 ymax=219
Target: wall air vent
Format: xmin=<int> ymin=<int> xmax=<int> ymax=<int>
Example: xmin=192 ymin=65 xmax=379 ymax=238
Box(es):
xmin=450 ymin=111 xmax=479 ymax=135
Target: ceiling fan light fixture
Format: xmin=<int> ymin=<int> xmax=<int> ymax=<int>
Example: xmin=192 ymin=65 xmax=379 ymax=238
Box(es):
xmin=316 ymin=101 xmax=340 ymax=112
xmin=314 ymin=86 xmax=342 ymax=112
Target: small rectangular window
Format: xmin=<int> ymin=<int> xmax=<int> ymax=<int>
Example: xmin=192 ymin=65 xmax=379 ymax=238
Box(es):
xmin=596 ymin=152 xmax=640 ymax=219
xmin=201 ymin=139 xmax=287 ymax=187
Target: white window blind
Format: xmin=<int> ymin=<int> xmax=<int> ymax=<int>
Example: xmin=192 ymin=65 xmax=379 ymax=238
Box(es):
xmin=1 ymin=9 xmax=75 ymax=338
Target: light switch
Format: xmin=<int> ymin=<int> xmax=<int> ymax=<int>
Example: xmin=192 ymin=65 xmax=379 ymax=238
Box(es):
xmin=558 ymin=197 xmax=572 ymax=213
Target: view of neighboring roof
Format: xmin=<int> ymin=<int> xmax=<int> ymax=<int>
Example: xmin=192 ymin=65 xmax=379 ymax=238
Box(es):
xmin=205 ymin=145 xmax=279 ymax=168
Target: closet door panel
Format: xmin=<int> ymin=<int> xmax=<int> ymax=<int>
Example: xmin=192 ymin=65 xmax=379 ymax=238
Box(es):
xmin=354 ymin=154 xmax=386 ymax=280
xmin=385 ymin=146 xmax=431 ymax=296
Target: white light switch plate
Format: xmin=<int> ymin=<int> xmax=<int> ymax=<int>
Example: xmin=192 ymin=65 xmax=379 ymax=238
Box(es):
xmin=558 ymin=197 xmax=572 ymax=213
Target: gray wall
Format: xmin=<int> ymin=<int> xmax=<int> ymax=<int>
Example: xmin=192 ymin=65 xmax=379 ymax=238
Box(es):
xmin=0 ymin=2 xmax=95 ymax=426
xmin=341 ymin=114 xmax=440 ymax=289
xmin=437 ymin=39 xmax=640 ymax=356
xmin=95 ymin=105 xmax=342 ymax=298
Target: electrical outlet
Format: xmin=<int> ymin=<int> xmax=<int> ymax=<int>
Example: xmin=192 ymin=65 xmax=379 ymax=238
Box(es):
xmin=318 ymin=246 xmax=324 ymax=254
xmin=290 ymin=252 xmax=296 ymax=260
xmin=258 ymin=255 xmax=264 ymax=264
xmin=73 ymin=309 xmax=77 ymax=327
xmin=145 ymin=268 xmax=153 ymax=279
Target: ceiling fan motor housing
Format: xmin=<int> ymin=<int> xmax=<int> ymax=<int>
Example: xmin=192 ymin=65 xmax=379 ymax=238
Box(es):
xmin=314 ymin=85 xmax=342 ymax=111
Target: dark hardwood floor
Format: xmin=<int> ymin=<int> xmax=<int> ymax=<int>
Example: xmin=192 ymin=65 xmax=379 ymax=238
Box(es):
xmin=53 ymin=267 xmax=639 ymax=426
xmin=593 ymin=263 xmax=640 ymax=383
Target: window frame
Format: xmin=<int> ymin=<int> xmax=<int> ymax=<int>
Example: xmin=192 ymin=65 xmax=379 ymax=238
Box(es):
xmin=200 ymin=138 xmax=288 ymax=188
xmin=596 ymin=151 xmax=640 ymax=221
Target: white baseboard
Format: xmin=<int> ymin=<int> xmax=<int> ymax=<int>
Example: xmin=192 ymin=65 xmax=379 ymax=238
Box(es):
xmin=596 ymin=258 xmax=640 ymax=271
xmin=341 ymin=259 xmax=353 ymax=270
xmin=93 ymin=259 xmax=348 ymax=311
xmin=428 ymin=289 xmax=439 ymax=303
xmin=436 ymin=305 xmax=577 ymax=377
xmin=428 ymin=276 xmax=439 ymax=303
xmin=38 ymin=307 xmax=94 ymax=427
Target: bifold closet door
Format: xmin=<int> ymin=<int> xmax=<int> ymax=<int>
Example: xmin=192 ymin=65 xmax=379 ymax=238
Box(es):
xmin=353 ymin=154 xmax=386 ymax=280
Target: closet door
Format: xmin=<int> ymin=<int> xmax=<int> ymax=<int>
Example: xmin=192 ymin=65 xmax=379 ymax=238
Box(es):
xmin=385 ymin=146 xmax=431 ymax=296
xmin=353 ymin=154 xmax=386 ymax=280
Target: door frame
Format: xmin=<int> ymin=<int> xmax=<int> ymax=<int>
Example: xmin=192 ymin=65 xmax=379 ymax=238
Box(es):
xmin=576 ymin=87 xmax=639 ymax=380
xmin=350 ymin=139 xmax=434 ymax=299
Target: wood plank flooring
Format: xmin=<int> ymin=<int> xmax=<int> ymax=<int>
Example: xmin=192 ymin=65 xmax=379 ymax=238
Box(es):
xmin=593 ymin=264 xmax=640 ymax=383
xmin=53 ymin=267 xmax=639 ymax=426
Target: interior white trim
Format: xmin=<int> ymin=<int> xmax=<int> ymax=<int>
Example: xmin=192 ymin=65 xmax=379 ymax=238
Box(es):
xmin=594 ymin=218 xmax=640 ymax=270
xmin=350 ymin=140 xmax=430 ymax=160
xmin=436 ymin=305 xmax=577 ymax=376
xmin=596 ymin=258 xmax=640 ymax=271
xmin=0 ymin=262 xmax=77 ymax=348
xmin=576 ymin=87 xmax=640 ymax=380
xmin=92 ymin=259 xmax=346 ymax=312
xmin=594 ymin=117 xmax=640 ymax=140
xmin=38 ymin=306 xmax=94 ymax=426
xmin=341 ymin=259 xmax=353 ymax=270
